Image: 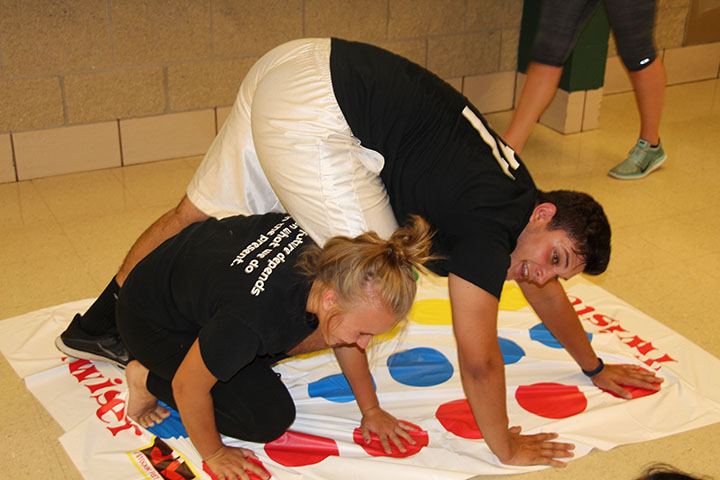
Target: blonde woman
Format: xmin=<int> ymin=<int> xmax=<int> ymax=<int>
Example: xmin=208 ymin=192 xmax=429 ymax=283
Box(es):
xmin=115 ymin=212 xmax=433 ymax=480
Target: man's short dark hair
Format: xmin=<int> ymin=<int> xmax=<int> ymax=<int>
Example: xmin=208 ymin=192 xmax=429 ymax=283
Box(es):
xmin=536 ymin=190 xmax=611 ymax=275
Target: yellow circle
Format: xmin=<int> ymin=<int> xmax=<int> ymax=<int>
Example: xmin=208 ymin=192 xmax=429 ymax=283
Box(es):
xmin=408 ymin=299 xmax=453 ymax=325
xmin=408 ymin=283 xmax=528 ymax=325
xmin=498 ymin=283 xmax=529 ymax=311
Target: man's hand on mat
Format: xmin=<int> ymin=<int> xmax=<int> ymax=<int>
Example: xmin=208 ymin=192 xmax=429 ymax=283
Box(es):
xmin=205 ymin=446 xmax=268 ymax=480
xmin=360 ymin=405 xmax=417 ymax=454
xmin=591 ymin=364 xmax=664 ymax=399
xmin=504 ymin=426 xmax=575 ymax=467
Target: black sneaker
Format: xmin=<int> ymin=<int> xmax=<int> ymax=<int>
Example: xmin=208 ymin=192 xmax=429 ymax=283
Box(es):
xmin=55 ymin=314 xmax=130 ymax=368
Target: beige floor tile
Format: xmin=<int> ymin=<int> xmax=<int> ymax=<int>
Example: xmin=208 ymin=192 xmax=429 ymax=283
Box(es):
xmin=686 ymin=251 xmax=720 ymax=283
xmin=59 ymin=204 xmax=179 ymax=287
xmin=609 ymin=262 xmax=712 ymax=328
xmin=0 ymin=180 xmax=58 ymax=229
xmin=31 ymin=169 xmax=134 ymax=222
xmin=109 ymin=157 xmax=196 ymax=208
xmin=0 ymin=254 xmax=98 ymax=318
xmin=603 ymin=229 xmax=678 ymax=275
xmin=588 ymin=182 xmax=683 ymax=229
xmin=663 ymin=78 xmax=720 ymax=125
xmin=0 ymin=223 xmax=76 ymax=266
xmin=0 ymin=355 xmax=82 ymax=479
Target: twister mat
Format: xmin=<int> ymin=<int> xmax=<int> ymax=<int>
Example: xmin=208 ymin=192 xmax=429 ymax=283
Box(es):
xmin=1 ymin=276 xmax=719 ymax=480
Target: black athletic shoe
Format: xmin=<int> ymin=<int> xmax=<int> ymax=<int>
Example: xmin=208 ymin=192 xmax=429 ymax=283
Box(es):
xmin=54 ymin=314 xmax=130 ymax=368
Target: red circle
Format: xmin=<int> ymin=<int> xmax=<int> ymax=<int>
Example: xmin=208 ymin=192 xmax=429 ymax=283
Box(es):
xmin=352 ymin=421 xmax=429 ymax=457
xmin=602 ymin=384 xmax=661 ymax=399
xmin=601 ymin=367 xmax=662 ymax=399
xmin=264 ymin=431 xmax=339 ymax=467
xmin=203 ymin=457 xmax=270 ymax=480
xmin=435 ymin=399 xmax=483 ymax=439
xmin=515 ymin=383 xmax=587 ymax=419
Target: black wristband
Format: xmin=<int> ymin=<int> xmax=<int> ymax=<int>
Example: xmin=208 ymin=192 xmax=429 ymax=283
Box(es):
xmin=582 ymin=358 xmax=604 ymax=377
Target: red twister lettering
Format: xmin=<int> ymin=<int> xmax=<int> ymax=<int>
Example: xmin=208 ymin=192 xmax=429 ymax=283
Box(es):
xmin=568 ymin=296 xmax=678 ymax=371
xmin=65 ymin=358 xmax=142 ymax=436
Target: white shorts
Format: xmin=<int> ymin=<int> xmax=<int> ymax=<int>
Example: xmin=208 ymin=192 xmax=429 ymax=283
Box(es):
xmin=187 ymin=38 xmax=398 ymax=245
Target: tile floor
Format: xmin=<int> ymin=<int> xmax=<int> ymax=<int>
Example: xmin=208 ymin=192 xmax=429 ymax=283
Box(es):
xmin=1 ymin=78 xmax=719 ymax=480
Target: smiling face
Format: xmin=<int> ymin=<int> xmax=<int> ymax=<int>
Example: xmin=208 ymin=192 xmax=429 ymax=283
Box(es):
xmin=507 ymin=203 xmax=586 ymax=285
xmin=314 ymin=286 xmax=398 ymax=349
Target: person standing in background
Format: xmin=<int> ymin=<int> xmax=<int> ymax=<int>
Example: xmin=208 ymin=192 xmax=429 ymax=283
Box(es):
xmin=504 ymin=0 xmax=667 ymax=180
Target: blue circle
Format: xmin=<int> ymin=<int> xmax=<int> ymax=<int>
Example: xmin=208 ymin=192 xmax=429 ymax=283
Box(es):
xmin=146 ymin=401 xmax=188 ymax=439
xmin=530 ymin=323 xmax=592 ymax=349
xmin=387 ymin=347 xmax=454 ymax=387
xmin=308 ymin=373 xmax=376 ymax=403
xmin=498 ymin=337 xmax=525 ymax=364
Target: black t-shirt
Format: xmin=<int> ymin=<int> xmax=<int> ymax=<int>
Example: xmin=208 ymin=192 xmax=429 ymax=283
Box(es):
xmin=330 ymin=38 xmax=537 ymax=298
xmin=120 ymin=213 xmax=318 ymax=382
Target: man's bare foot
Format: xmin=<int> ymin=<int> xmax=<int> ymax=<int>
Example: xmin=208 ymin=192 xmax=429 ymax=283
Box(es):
xmin=126 ymin=360 xmax=171 ymax=428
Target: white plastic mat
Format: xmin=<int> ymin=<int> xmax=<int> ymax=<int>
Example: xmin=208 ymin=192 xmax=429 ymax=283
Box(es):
xmin=1 ymin=276 xmax=718 ymax=480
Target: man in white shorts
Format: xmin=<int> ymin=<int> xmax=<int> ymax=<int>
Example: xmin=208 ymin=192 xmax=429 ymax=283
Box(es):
xmin=57 ymin=38 xmax=661 ymax=467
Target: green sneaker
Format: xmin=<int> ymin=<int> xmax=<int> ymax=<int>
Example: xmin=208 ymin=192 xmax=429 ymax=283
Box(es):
xmin=608 ymin=139 xmax=666 ymax=180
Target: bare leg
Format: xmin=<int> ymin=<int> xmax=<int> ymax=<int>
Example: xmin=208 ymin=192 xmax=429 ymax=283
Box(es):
xmin=116 ymin=195 xmax=210 ymax=285
xmin=503 ymin=62 xmax=564 ymax=154
xmin=126 ymin=360 xmax=171 ymax=428
xmin=628 ymin=57 xmax=665 ymax=145
xmin=63 ymin=195 xmax=209 ymax=339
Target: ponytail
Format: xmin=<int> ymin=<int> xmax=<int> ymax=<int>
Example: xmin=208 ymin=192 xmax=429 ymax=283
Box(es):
xmin=296 ymin=215 xmax=436 ymax=319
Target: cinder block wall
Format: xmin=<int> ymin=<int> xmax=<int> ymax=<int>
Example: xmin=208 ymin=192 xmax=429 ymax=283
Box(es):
xmin=0 ymin=0 xmax=703 ymax=183
xmin=0 ymin=0 xmax=525 ymax=182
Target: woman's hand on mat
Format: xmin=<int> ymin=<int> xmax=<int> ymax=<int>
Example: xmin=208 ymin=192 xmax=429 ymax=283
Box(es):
xmin=204 ymin=445 xmax=267 ymax=480
xmin=360 ymin=406 xmax=417 ymax=454
xmin=503 ymin=426 xmax=575 ymax=467
xmin=591 ymin=364 xmax=664 ymax=399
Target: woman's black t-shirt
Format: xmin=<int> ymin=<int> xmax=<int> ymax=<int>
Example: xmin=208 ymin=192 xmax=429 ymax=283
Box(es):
xmin=120 ymin=213 xmax=318 ymax=382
